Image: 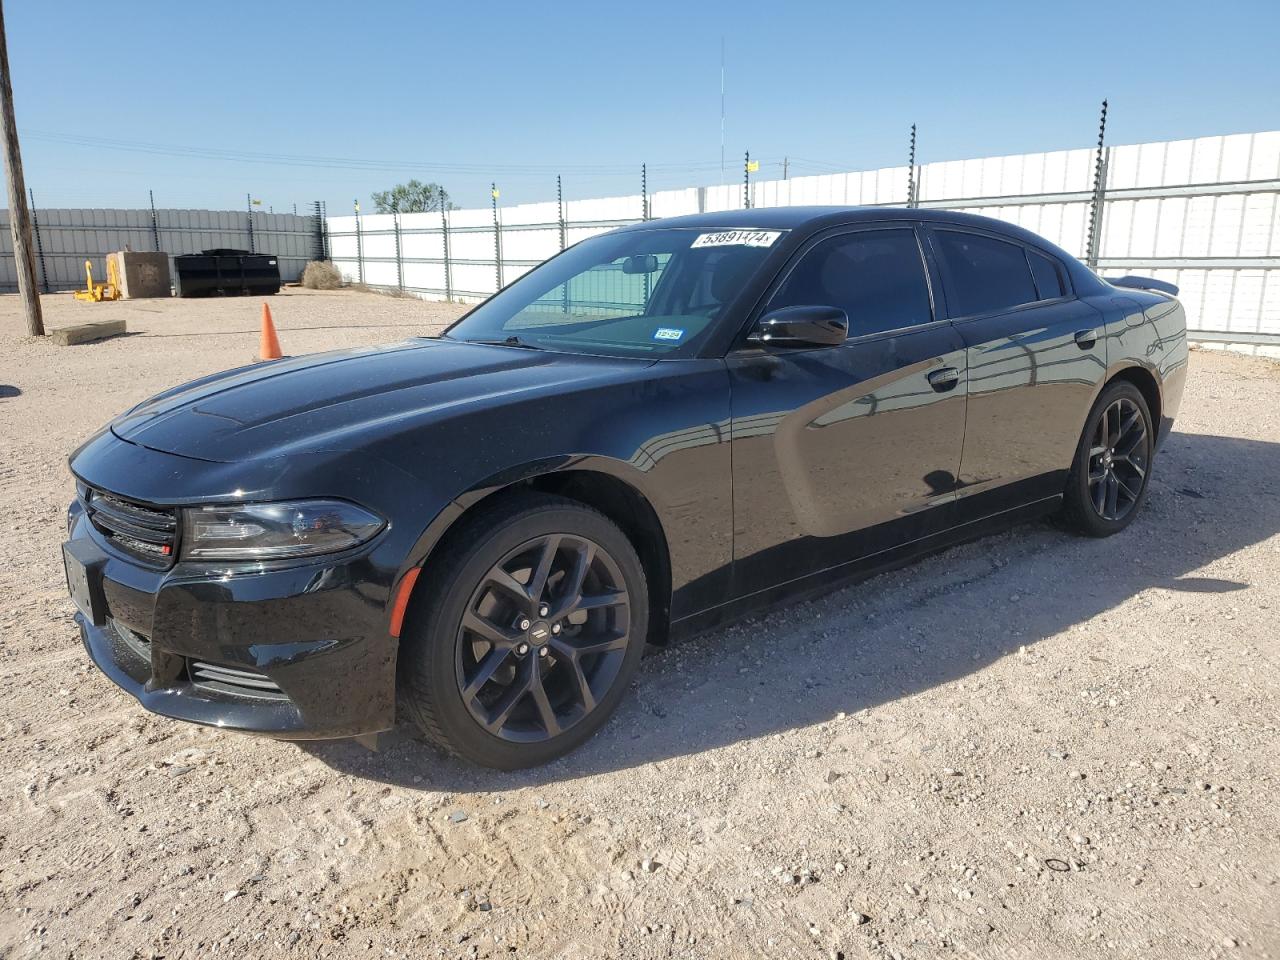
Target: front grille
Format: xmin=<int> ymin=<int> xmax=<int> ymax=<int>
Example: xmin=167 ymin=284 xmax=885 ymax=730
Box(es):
xmin=188 ymin=660 xmax=286 ymax=700
xmin=86 ymin=488 xmax=178 ymax=566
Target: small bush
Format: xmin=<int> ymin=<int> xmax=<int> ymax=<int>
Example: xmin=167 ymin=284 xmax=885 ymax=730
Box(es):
xmin=348 ymin=282 xmax=414 ymax=299
xmin=301 ymin=260 xmax=343 ymax=290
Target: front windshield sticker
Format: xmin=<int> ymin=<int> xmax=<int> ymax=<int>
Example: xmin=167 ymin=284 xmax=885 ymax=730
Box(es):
xmin=653 ymin=327 xmax=685 ymax=342
xmin=691 ymin=230 xmax=782 ymax=249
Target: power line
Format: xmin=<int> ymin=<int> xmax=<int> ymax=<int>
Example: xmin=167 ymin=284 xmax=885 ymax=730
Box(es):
xmin=24 ymin=129 xmax=763 ymax=178
xmin=785 ymin=156 xmax=860 ymax=172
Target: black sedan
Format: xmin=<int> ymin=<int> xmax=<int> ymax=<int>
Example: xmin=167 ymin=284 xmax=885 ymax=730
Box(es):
xmin=64 ymin=207 xmax=1187 ymax=768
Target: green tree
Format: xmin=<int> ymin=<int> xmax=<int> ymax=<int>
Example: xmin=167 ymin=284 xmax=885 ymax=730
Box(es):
xmin=370 ymin=180 xmax=452 ymax=213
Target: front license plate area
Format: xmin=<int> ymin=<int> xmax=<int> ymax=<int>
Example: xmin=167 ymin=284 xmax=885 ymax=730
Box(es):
xmin=63 ymin=541 xmax=106 ymax=626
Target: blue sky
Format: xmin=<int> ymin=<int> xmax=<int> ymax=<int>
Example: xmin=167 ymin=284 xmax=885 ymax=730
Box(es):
xmin=9 ymin=0 xmax=1280 ymax=213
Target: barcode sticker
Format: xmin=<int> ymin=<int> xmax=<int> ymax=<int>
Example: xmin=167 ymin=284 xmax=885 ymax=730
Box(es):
xmin=691 ymin=230 xmax=782 ymax=249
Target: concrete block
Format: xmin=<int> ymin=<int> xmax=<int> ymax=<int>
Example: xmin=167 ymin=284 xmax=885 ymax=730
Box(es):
xmin=50 ymin=319 xmax=127 ymax=345
xmin=108 ymin=251 xmax=171 ymax=299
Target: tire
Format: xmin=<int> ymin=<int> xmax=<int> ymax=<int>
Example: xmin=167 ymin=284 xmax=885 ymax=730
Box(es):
xmin=398 ymin=493 xmax=648 ymax=769
xmin=1059 ymin=380 xmax=1155 ymax=537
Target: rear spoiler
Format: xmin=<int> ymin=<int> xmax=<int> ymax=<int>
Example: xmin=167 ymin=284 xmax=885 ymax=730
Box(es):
xmin=1105 ymin=275 xmax=1179 ymax=297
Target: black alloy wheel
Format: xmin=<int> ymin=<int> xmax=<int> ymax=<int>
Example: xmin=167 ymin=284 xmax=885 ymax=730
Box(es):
xmin=1087 ymin=396 xmax=1149 ymax=522
xmin=399 ymin=494 xmax=648 ymax=769
xmin=1061 ymin=380 xmax=1154 ymax=537
xmin=456 ymin=533 xmax=630 ymax=743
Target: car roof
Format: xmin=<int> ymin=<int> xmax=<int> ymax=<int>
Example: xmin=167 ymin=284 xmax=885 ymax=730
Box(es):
xmin=617 ymin=205 xmax=1041 ymax=239
xmin=618 ymin=205 xmax=1091 ymax=270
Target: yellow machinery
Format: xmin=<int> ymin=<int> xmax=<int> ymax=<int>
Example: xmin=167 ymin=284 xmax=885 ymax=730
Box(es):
xmin=73 ymin=258 xmax=121 ymax=302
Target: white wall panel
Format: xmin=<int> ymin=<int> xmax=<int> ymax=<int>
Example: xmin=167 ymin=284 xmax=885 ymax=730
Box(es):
xmin=449 ymin=227 xmax=497 ymax=262
xmin=501 ymin=226 xmax=559 ymax=262
xmin=649 ymin=188 xmax=698 ymax=219
xmin=402 ymin=261 xmax=445 ymax=293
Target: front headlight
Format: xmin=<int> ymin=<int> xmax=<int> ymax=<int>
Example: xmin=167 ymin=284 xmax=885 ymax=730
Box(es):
xmin=181 ymin=499 xmax=385 ymax=561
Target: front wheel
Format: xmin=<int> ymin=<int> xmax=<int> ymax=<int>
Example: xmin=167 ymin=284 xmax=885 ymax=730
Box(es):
xmin=1059 ymin=380 xmax=1154 ymax=537
xmin=398 ymin=494 xmax=648 ymax=769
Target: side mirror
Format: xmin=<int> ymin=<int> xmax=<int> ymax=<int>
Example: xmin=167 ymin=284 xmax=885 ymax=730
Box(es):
xmin=621 ymin=254 xmax=659 ymax=275
xmin=749 ymin=305 xmax=848 ymax=348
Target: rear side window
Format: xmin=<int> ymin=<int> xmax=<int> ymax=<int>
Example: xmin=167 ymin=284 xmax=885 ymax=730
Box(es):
xmin=934 ymin=231 xmax=1037 ymax=317
xmin=1028 ymin=250 xmax=1067 ymax=300
xmin=768 ymin=228 xmax=933 ymax=337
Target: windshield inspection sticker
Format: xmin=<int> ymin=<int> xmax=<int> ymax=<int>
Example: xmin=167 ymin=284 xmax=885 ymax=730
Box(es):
xmin=653 ymin=327 xmax=685 ymax=342
xmin=691 ymin=229 xmax=782 ymax=249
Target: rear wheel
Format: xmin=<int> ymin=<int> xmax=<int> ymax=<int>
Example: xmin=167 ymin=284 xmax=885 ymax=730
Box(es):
xmin=1060 ymin=380 xmax=1154 ymax=537
xmin=398 ymin=494 xmax=648 ymax=769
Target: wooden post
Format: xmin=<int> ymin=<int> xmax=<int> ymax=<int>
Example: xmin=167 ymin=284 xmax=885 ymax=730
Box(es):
xmin=0 ymin=1 xmax=43 ymax=336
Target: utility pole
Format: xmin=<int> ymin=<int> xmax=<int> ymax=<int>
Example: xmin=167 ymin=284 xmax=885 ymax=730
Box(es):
xmin=782 ymin=156 xmax=789 ymax=181
xmin=0 ymin=1 xmax=43 ymax=336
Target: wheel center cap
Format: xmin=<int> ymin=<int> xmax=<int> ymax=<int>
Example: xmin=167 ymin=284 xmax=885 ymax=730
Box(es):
xmin=528 ymin=620 xmax=551 ymax=644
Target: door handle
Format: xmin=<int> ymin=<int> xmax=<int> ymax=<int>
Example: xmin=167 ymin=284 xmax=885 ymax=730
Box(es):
xmin=927 ymin=366 xmax=960 ymax=392
xmin=1074 ymin=328 xmax=1099 ymax=349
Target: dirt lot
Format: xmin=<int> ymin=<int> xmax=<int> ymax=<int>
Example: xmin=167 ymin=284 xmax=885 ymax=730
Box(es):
xmin=1 ymin=289 xmax=1278 ymax=960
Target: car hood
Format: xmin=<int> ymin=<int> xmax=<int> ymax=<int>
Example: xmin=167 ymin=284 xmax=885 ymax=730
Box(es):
xmin=110 ymin=338 xmax=650 ymax=463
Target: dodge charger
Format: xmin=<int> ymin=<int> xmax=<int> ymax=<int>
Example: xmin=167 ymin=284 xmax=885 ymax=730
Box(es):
xmin=63 ymin=207 xmax=1187 ymax=768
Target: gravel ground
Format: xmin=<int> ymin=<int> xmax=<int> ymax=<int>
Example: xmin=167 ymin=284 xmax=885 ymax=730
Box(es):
xmin=1 ymin=289 xmax=1277 ymax=960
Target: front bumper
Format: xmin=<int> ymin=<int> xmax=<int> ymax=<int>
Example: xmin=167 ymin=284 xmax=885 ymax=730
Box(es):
xmin=65 ymin=504 xmax=400 ymax=740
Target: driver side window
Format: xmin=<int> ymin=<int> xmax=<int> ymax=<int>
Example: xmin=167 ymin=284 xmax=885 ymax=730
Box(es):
xmin=769 ymin=228 xmax=933 ymax=338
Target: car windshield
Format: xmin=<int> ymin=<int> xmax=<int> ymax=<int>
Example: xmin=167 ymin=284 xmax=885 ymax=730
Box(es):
xmin=444 ymin=227 xmax=786 ymax=358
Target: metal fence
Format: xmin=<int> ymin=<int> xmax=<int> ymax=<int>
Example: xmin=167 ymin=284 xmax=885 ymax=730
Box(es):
xmin=327 ymin=131 xmax=1280 ymax=350
xmin=0 ymin=204 xmax=327 ymax=292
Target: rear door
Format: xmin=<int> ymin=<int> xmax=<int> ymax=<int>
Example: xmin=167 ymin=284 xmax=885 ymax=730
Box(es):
xmin=726 ymin=224 xmax=969 ymax=599
xmin=926 ymin=227 xmax=1107 ymax=520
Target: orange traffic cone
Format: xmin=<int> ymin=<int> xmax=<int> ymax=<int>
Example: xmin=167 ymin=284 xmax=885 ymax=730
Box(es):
xmin=259 ymin=302 xmax=283 ymax=360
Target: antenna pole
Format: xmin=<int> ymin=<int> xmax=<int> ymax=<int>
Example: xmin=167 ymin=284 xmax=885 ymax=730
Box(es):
xmin=719 ymin=37 xmax=726 ymax=179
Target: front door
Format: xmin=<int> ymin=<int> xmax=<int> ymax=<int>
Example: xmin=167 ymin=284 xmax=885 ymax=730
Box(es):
xmin=727 ymin=225 xmax=969 ymax=600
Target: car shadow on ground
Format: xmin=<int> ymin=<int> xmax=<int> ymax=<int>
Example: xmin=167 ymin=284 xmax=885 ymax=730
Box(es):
xmin=304 ymin=430 xmax=1278 ymax=791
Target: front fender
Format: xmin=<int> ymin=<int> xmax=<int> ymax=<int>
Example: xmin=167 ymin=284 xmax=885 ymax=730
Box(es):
xmin=378 ymin=361 xmax=735 ymax=624
xmin=399 ymin=452 xmax=665 ymax=570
